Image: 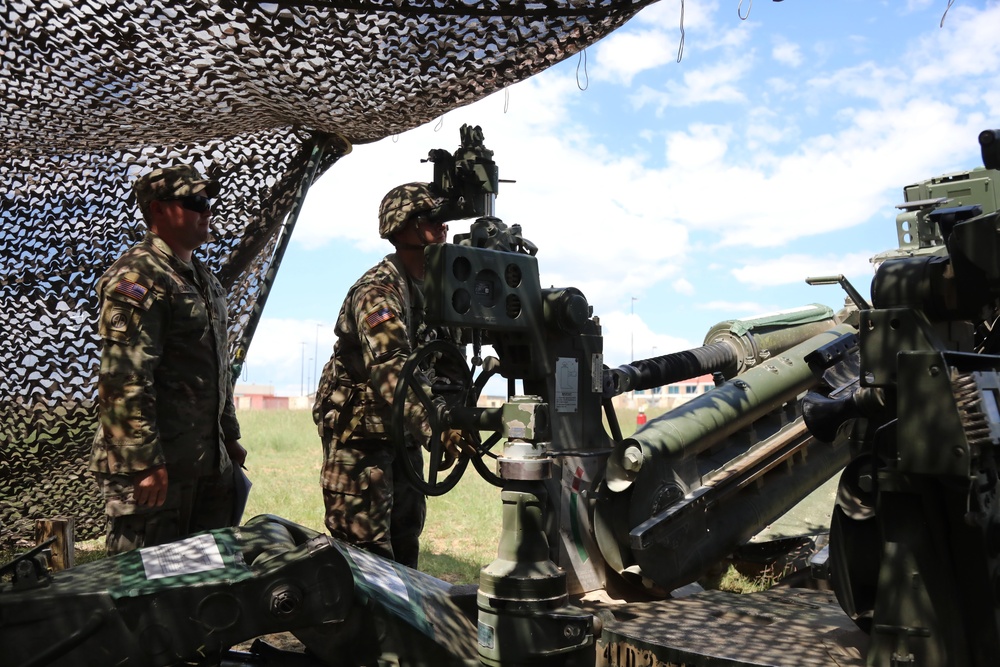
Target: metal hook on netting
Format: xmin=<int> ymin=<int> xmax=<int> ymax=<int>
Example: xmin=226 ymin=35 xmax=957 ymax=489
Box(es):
xmin=391 ymin=134 xmax=399 ymax=143
xmin=940 ymin=0 xmax=956 ymax=27
xmin=576 ymin=48 xmax=589 ymax=90
xmin=434 ymin=117 xmax=444 ymax=131
xmin=738 ymin=0 xmax=752 ymax=20
xmin=504 ymin=87 xmax=510 ymax=113
xmin=676 ymin=0 xmax=686 ymax=63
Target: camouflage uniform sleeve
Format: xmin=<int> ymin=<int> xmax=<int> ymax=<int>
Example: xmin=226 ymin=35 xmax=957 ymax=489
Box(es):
xmin=353 ymin=283 xmax=434 ymax=442
xmin=212 ymin=275 xmax=241 ymax=442
xmin=93 ymin=271 xmax=168 ymax=474
xmin=221 ymin=380 xmax=241 ymax=442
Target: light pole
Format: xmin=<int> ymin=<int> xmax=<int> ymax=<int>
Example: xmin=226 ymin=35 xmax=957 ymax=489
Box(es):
xmin=314 ymin=323 xmax=321 ymax=394
xmin=630 ymin=296 xmax=637 ymax=362
xmin=300 ymin=341 xmax=307 ymax=396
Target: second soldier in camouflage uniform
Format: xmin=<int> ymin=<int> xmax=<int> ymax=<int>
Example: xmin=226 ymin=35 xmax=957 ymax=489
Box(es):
xmin=90 ymin=164 xmax=246 ymax=555
xmin=313 ymin=182 xmax=466 ymax=568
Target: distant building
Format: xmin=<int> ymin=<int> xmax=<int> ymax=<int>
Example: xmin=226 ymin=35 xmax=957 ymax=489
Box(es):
xmin=614 ymin=374 xmax=716 ymax=411
xmin=234 ymin=384 xmax=314 ymax=410
xmin=477 ymin=395 xmax=506 ymax=408
xmin=234 ymin=384 xmax=289 ymax=410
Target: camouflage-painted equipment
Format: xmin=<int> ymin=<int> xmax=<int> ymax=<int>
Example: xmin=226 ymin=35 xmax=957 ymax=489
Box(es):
xmin=1 ymin=515 xmax=480 ymax=666
xmin=802 ymin=130 xmax=1000 ymax=666
xmin=378 ymin=125 xmax=503 ymax=240
xmin=375 ymin=127 xmax=865 ymax=665
xmin=386 ymin=128 xmax=1000 ymax=665
xmin=426 ymin=124 xmax=501 ymax=222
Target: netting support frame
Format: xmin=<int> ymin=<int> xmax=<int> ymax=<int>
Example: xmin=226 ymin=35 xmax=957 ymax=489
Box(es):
xmin=230 ymin=131 xmax=350 ymax=377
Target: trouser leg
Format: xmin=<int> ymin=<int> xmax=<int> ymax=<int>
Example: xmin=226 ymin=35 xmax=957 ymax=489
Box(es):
xmin=321 ymin=439 xmax=395 ymax=562
xmin=98 ymin=468 xmax=235 ymax=555
xmin=390 ymin=446 xmax=427 ymax=569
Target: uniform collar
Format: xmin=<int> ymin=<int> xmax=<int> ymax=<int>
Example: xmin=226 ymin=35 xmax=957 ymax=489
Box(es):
xmin=144 ymin=231 xmax=197 ymax=271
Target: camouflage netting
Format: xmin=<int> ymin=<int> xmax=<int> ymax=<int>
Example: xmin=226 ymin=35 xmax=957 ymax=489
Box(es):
xmin=0 ymin=0 xmax=657 ymax=548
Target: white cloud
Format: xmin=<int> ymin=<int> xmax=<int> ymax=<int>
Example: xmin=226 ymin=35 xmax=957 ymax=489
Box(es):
xmin=665 ymin=123 xmax=731 ymax=168
xmin=772 ymin=40 xmax=802 ymax=67
xmin=730 ymin=251 xmax=877 ymax=289
xmin=642 ymin=97 xmax=984 ymax=249
xmin=745 ymin=113 xmax=795 ymax=150
xmin=599 ymin=310 xmax=696 ymax=362
xmin=242 ymin=318 xmax=336 ymax=394
xmin=593 ymin=29 xmax=678 ymax=86
xmin=807 ymin=62 xmax=909 ymax=105
xmin=590 ymin=0 xmax=751 ymax=84
xmin=632 ymin=58 xmax=752 ymax=112
xmin=633 ymin=0 xmax=719 ymax=30
xmin=673 ymin=277 xmax=695 ymax=295
xmin=293 ymin=73 xmax=587 ymax=251
xmin=765 ymin=76 xmax=796 ymax=94
xmin=910 ymin=4 xmax=1000 ymax=83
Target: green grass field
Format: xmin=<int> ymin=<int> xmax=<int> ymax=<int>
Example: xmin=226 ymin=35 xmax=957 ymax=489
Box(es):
xmin=237 ymin=408 xmax=507 ymax=583
xmin=7 ymin=403 xmax=778 ymax=591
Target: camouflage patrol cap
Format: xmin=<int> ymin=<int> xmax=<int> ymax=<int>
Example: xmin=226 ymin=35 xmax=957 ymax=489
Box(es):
xmin=134 ymin=164 xmax=221 ymax=219
xmin=378 ymin=182 xmax=448 ymax=239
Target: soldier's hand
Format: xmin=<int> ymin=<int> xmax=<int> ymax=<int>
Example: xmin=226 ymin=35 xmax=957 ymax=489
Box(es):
xmin=226 ymin=439 xmax=247 ymax=468
xmin=134 ymin=466 xmax=168 ymax=507
xmin=439 ymin=429 xmax=471 ymax=471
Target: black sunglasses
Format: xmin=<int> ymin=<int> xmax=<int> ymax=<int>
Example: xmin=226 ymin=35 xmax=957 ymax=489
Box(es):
xmin=413 ymin=215 xmax=445 ymax=227
xmin=165 ymin=195 xmax=212 ymax=213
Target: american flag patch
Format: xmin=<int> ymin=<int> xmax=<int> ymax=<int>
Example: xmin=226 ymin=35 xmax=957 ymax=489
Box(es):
xmin=365 ymin=307 xmax=395 ymax=329
xmin=114 ymin=278 xmax=148 ymax=303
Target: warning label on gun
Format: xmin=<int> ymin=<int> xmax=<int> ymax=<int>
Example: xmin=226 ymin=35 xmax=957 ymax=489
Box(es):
xmin=555 ymin=357 xmax=579 ymax=413
xmin=140 ymin=533 xmax=225 ymax=580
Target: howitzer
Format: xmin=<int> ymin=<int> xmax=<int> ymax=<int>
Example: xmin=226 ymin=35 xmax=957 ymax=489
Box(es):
xmin=410 ymin=222 xmax=860 ymax=593
xmin=11 ymin=126 xmax=1000 ymax=667
xmin=2 ymin=124 xmax=867 ymax=667
xmin=804 ymin=130 xmax=1000 ymax=666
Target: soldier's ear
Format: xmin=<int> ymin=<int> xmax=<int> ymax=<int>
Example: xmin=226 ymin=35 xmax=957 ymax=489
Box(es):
xmin=147 ymin=200 xmax=169 ymax=233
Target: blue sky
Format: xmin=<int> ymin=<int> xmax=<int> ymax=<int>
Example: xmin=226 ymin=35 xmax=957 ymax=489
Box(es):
xmin=239 ymin=0 xmax=1000 ymax=396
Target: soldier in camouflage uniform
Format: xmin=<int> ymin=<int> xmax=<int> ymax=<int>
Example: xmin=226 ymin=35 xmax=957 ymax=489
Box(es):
xmin=90 ymin=164 xmax=246 ymax=555
xmin=313 ymin=182 xmax=467 ymax=568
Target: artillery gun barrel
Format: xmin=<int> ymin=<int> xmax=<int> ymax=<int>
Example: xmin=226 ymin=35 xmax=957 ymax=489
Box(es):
xmin=608 ymin=343 xmax=735 ymax=394
xmin=608 ymin=322 xmax=854 ymax=487
xmin=609 ymin=304 xmax=839 ymax=394
xmin=597 ymin=323 xmax=857 ymax=593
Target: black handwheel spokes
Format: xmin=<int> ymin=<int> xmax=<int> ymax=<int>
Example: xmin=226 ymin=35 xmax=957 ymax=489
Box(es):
xmin=469 ymin=430 xmax=504 ymax=487
xmin=392 ymin=343 xmax=508 ymax=495
xmin=467 ymin=357 xmax=505 ymax=487
xmin=392 ymin=340 xmax=472 ymax=496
